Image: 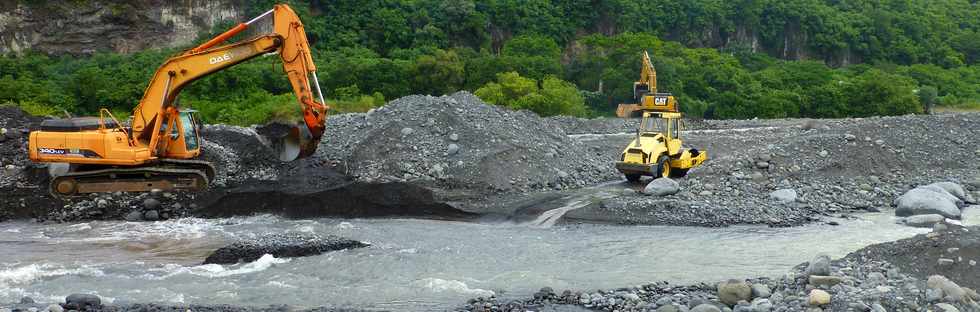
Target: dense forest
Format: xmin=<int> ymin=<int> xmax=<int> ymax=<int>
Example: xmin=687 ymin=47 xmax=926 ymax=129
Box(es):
xmin=2 ymin=0 xmax=980 ymax=125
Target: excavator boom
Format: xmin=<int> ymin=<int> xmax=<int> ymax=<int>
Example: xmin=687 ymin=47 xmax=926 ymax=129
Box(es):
xmin=132 ymin=4 xmax=327 ymax=161
xmin=28 ymin=4 xmax=327 ymax=196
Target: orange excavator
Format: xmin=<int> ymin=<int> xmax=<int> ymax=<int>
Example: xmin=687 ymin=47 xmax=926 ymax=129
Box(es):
xmin=28 ymin=4 xmax=328 ymax=196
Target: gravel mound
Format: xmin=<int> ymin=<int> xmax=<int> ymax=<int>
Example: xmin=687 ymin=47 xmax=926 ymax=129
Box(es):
xmin=203 ymin=233 xmax=368 ymax=264
xmin=318 ymin=92 xmax=619 ymax=210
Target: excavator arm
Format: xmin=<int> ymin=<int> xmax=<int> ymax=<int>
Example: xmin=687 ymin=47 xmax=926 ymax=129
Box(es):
xmin=131 ymin=4 xmax=327 ymax=161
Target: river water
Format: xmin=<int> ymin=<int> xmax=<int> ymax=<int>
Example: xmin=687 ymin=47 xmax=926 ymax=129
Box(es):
xmin=5 ymin=208 xmax=975 ymax=311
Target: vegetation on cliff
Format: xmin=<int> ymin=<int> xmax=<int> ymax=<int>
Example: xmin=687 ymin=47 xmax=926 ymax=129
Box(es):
xmin=1 ymin=0 xmax=979 ymax=124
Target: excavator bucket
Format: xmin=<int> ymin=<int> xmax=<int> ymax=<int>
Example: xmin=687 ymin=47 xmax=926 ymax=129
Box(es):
xmin=259 ymin=122 xmax=320 ymax=161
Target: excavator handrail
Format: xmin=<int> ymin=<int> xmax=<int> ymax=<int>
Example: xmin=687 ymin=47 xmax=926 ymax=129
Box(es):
xmin=98 ymin=108 xmax=135 ymax=147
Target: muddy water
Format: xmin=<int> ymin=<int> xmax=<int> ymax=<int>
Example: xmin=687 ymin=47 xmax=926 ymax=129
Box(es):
xmin=1 ymin=210 xmax=975 ymax=311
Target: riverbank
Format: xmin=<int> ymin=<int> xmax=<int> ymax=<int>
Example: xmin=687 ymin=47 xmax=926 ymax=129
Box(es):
xmin=458 ymin=224 xmax=980 ymax=312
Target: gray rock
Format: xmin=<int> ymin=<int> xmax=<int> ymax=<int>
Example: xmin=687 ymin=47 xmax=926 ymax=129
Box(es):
xmin=644 ymin=178 xmax=680 ymax=196
xmin=818 ymin=150 xmax=828 ymax=157
xmin=449 ymin=133 xmax=459 ymax=141
xmin=143 ymin=210 xmax=159 ymax=221
xmin=65 ymin=293 xmax=101 ymax=311
xmin=934 ymin=303 xmax=960 ymax=312
xmin=806 ymin=254 xmax=832 ymax=276
xmin=149 ymin=188 xmax=163 ymax=197
xmin=866 ymin=272 xmax=887 ymax=287
xmin=143 ymin=198 xmax=161 ymax=210
xmin=904 ymin=214 xmax=946 ymax=227
xmin=751 ymin=284 xmax=771 ymax=299
xmin=929 ymin=182 xmax=975 ymax=203
xmin=934 ymin=222 xmax=949 ymax=232
xmin=400 ymin=127 xmax=414 ymax=135
xmin=203 ymin=233 xmax=369 ymax=264
xmin=124 ymin=210 xmax=142 ymax=222
xmin=447 ymin=143 xmax=460 ymax=155
xmin=657 ymin=305 xmax=680 ymax=312
xmin=20 ymin=297 xmax=34 ymax=304
xmin=870 ymin=303 xmax=886 ymax=312
xmin=717 ymin=279 xmax=752 ymax=306
xmin=808 ymin=275 xmax=843 ymax=287
xmin=691 ymin=304 xmax=722 ymax=312
xmin=0 ymin=307 xmax=10 ymax=312
xmin=46 ymin=304 xmax=63 ymax=312
xmin=928 ymin=275 xmax=967 ymax=303
xmin=927 ymin=288 xmax=944 ymax=302
xmin=895 ymin=188 xmax=961 ymax=218
xmin=756 ymin=162 xmax=770 ymax=169
xmin=938 ymin=258 xmax=955 ymax=266
xmin=770 ymin=189 xmax=797 ymax=204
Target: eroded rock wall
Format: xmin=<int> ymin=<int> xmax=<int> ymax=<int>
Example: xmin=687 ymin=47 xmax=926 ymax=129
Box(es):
xmin=0 ymin=0 xmax=243 ymax=56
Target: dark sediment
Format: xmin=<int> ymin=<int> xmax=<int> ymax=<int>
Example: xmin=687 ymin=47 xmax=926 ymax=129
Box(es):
xmin=203 ymin=233 xmax=369 ymax=265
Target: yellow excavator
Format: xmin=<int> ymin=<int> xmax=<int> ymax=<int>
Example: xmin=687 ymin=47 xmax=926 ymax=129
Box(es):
xmin=28 ymin=4 xmax=328 ymax=196
xmin=615 ymin=51 xmax=706 ymax=182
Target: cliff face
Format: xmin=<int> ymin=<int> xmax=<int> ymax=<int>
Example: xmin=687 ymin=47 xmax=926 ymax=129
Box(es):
xmin=0 ymin=0 xmax=243 ymax=56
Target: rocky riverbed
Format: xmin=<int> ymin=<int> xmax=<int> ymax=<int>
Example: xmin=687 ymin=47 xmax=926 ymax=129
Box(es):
xmin=457 ymin=223 xmax=980 ymax=312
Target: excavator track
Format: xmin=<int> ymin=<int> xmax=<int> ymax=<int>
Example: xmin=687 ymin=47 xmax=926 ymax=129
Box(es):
xmin=49 ymin=162 xmax=213 ymax=197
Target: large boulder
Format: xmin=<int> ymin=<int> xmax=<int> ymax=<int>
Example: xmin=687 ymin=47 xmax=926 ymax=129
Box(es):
xmin=717 ymin=279 xmax=752 ymax=306
xmin=928 ymin=182 xmax=976 ymax=204
xmin=928 ymin=275 xmax=967 ymax=303
xmin=203 ymin=233 xmax=369 ymax=264
xmin=895 ymin=188 xmax=962 ymax=218
xmin=65 ymin=294 xmax=101 ymax=311
xmin=644 ymin=178 xmax=680 ymax=196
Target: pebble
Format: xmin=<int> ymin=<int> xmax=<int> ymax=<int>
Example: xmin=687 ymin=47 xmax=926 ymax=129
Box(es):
xmin=807 ymin=289 xmax=831 ymax=305
xmin=751 ymin=284 xmax=771 ymax=298
xmin=401 ymin=127 xmax=414 ymax=135
xmin=447 ymin=143 xmax=460 ymax=155
xmin=449 ymin=133 xmax=459 ymax=141
xmin=46 ymin=304 xmax=63 ymax=312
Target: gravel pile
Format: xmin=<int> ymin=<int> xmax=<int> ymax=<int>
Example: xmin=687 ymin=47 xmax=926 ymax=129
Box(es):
xmin=457 ymin=225 xmax=980 ymax=312
xmin=317 ymin=92 xmax=620 ymax=200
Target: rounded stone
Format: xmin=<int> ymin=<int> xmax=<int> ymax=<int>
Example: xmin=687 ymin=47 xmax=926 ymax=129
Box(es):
xmin=143 ymin=198 xmax=161 ymax=210
xmin=143 ymin=210 xmax=160 ymax=221
xmin=808 ymin=289 xmax=831 ymax=306
xmin=717 ymin=279 xmax=752 ymax=306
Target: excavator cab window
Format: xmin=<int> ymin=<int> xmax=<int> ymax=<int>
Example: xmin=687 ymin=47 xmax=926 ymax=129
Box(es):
xmin=179 ymin=110 xmax=200 ymax=151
